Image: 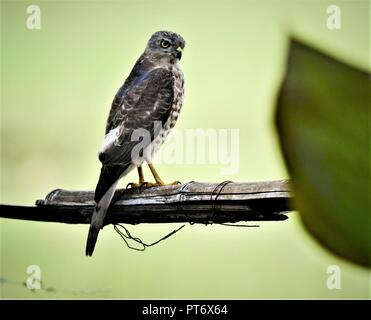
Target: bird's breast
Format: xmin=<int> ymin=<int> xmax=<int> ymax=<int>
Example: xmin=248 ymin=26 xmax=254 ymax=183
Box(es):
xmin=169 ymin=68 xmax=184 ymax=125
xmin=150 ymin=67 xmax=184 ymax=153
xmin=142 ymin=66 xmax=184 ymax=163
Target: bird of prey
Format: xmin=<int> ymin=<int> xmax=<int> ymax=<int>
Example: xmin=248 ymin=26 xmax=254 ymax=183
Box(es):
xmin=86 ymin=31 xmax=186 ymax=256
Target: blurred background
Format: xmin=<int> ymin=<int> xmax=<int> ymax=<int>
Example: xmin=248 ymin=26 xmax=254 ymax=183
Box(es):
xmin=1 ymin=0 xmax=369 ymax=298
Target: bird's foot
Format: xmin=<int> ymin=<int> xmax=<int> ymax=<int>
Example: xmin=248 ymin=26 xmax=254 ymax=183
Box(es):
xmin=126 ymin=180 xmax=181 ymax=189
xmin=126 ymin=182 xmax=146 ymax=189
xmin=145 ymin=180 xmax=182 ymax=187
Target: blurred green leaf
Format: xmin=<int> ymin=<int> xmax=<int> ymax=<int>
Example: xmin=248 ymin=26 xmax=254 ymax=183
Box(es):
xmin=276 ymin=39 xmax=370 ymax=267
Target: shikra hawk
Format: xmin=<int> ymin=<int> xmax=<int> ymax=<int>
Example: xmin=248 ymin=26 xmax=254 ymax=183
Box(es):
xmin=86 ymin=31 xmax=186 ymax=256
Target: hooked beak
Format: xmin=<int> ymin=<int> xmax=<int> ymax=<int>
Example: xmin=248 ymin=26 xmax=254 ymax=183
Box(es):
xmin=175 ymin=47 xmax=183 ymax=60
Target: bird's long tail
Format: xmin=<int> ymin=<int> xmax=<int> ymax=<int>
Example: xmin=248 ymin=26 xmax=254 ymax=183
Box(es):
xmin=85 ymin=181 xmax=118 ymax=256
xmin=86 ymin=164 xmax=129 ymax=256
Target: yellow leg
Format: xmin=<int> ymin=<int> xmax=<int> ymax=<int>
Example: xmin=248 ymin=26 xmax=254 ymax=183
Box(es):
xmin=147 ymin=163 xmax=180 ymax=186
xmin=137 ymin=166 xmax=145 ymax=185
xmin=148 ymin=163 xmax=165 ymax=185
xmin=127 ymin=164 xmax=181 ymax=189
xmin=127 ymin=166 xmax=146 ymax=189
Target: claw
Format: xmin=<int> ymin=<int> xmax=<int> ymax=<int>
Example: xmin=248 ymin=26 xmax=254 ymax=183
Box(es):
xmin=126 ymin=182 xmax=141 ymax=189
xmin=143 ymin=181 xmax=181 ymax=187
xmin=126 ymin=180 xmax=181 ymax=190
xmin=126 ymin=181 xmax=160 ymax=190
xmin=140 ymin=181 xmax=163 ymax=188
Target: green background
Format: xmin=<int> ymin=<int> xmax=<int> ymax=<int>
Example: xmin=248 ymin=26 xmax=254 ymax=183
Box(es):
xmin=1 ymin=0 xmax=369 ymax=298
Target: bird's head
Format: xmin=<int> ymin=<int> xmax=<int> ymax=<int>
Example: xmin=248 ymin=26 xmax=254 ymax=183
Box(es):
xmin=145 ymin=31 xmax=186 ymax=64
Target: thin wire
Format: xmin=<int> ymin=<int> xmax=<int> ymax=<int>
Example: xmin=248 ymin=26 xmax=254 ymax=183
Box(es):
xmin=179 ymin=181 xmax=195 ymax=193
xmin=211 ymin=180 xmax=233 ymax=222
xmin=210 ymin=181 xmax=260 ymax=227
xmin=219 ymin=223 xmax=260 ymax=227
xmin=114 ymin=180 xmax=259 ymax=251
xmin=113 ymin=181 xmax=193 ymax=251
xmin=113 ymin=223 xmax=185 ymax=251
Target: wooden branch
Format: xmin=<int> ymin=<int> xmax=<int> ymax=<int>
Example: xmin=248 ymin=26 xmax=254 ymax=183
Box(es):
xmin=0 ymin=180 xmax=293 ymax=225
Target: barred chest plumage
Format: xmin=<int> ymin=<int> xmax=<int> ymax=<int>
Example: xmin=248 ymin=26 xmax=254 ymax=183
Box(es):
xmin=164 ymin=65 xmax=184 ymax=135
xmin=145 ymin=64 xmax=184 ymax=161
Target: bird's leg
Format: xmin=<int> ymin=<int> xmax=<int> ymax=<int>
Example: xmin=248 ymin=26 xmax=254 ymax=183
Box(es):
xmin=148 ymin=163 xmax=165 ymax=185
xmin=146 ymin=163 xmax=181 ymax=187
xmin=127 ymin=164 xmax=181 ymax=189
xmin=126 ymin=166 xmax=146 ymax=189
xmin=138 ymin=166 xmax=145 ymax=185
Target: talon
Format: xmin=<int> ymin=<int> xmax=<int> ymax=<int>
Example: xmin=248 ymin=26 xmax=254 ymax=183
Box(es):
xmin=126 ymin=182 xmax=142 ymax=189
xmin=127 ymin=180 xmax=181 ymax=190
xmin=128 ymin=166 xmax=181 ymax=189
xmin=140 ymin=182 xmax=163 ymax=188
xmin=145 ymin=181 xmax=181 ymax=187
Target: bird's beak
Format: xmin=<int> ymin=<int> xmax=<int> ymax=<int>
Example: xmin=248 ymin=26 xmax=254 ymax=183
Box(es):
xmin=175 ymin=47 xmax=183 ymax=60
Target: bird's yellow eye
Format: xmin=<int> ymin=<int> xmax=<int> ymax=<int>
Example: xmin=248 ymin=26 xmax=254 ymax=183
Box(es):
xmin=160 ymin=40 xmax=170 ymax=48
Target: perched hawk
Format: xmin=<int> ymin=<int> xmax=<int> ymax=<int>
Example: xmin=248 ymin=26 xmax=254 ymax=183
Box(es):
xmin=86 ymin=31 xmax=186 ymax=256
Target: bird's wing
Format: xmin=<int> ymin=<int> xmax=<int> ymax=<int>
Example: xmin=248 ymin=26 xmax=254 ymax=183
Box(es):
xmin=98 ymin=67 xmax=175 ymax=166
xmin=87 ymin=67 xmax=175 ymax=255
xmin=104 ymin=60 xmax=143 ymax=135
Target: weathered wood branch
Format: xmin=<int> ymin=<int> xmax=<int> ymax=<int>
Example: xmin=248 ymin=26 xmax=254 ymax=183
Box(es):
xmin=0 ymin=180 xmax=293 ymax=225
